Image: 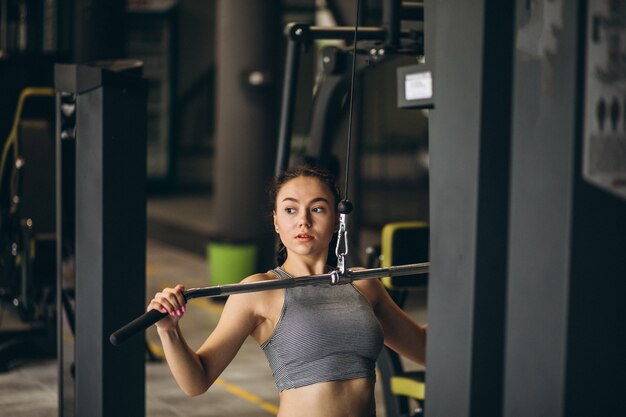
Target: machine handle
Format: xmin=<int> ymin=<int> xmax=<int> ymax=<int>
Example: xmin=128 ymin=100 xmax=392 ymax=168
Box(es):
xmin=110 ymin=262 xmax=430 ymax=346
xmin=110 ymin=309 xmax=167 ymax=346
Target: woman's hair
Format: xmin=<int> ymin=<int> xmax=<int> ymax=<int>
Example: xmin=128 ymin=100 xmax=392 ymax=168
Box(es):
xmin=269 ymin=164 xmax=342 ymax=265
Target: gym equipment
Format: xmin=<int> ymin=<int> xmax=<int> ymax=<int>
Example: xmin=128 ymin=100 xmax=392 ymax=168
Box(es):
xmin=274 ymin=1 xmax=427 ymax=177
xmin=273 ymin=0 xmax=430 ymax=275
xmin=0 ymin=87 xmax=56 ymax=372
xmin=379 ymin=221 xmax=429 ymax=303
xmin=55 ymin=61 xmax=147 ymax=417
xmin=368 ymin=221 xmax=429 ymax=417
xmin=110 ymin=262 xmax=429 ymax=346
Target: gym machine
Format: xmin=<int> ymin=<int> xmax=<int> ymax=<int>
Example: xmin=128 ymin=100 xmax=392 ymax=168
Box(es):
xmin=0 ymin=87 xmax=56 ymax=371
xmin=54 ymin=61 xmax=147 ymax=417
xmin=274 ymin=0 xmax=433 ymax=178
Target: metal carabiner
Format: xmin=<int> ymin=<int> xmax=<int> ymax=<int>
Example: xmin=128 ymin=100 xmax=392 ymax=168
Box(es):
xmin=335 ymin=213 xmax=349 ymax=274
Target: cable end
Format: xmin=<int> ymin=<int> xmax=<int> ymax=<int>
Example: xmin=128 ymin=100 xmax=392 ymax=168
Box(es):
xmin=338 ymin=200 xmax=353 ymax=214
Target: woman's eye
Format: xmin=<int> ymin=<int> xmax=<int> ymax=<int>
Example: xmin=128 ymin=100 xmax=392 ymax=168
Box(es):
xmin=285 ymin=207 xmax=296 ymax=214
xmin=312 ymin=207 xmax=325 ymax=213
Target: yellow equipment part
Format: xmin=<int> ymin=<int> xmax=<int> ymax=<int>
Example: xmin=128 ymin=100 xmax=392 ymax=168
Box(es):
xmin=390 ymin=374 xmax=426 ymax=401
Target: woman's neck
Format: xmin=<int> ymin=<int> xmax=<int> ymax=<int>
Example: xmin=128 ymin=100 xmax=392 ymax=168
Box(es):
xmin=281 ymin=256 xmax=328 ymax=277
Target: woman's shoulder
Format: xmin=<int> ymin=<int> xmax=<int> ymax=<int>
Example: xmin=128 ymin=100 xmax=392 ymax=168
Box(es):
xmin=224 ymin=271 xmax=281 ymax=310
xmin=231 ymin=271 xmax=284 ymax=322
xmin=240 ymin=270 xmax=279 ymax=284
xmin=352 ymin=275 xmax=384 ymax=292
xmin=351 ymin=268 xmax=386 ymax=303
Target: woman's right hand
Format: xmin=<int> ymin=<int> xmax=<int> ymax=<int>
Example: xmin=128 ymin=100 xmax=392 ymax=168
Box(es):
xmin=147 ymin=284 xmax=187 ymax=330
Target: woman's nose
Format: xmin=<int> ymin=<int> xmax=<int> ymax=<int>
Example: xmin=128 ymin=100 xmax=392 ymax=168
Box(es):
xmin=298 ymin=212 xmax=311 ymax=227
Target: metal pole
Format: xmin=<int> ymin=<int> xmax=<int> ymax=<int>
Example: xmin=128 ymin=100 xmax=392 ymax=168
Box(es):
xmin=186 ymin=262 xmax=429 ymax=299
xmin=306 ymin=26 xmax=387 ymax=41
xmin=275 ymin=36 xmax=302 ymax=176
xmin=110 ymin=262 xmax=430 ymax=346
xmin=383 ymin=0 xmax=401 ymax=49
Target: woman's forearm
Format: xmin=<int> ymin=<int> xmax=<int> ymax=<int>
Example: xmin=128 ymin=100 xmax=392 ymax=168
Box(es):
xmin=157 ymin=326 xmax=212 ymax=396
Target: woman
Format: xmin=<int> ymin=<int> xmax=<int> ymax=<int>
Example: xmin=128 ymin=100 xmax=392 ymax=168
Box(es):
xmin=148 ymin=165 xmax=427 ymax=417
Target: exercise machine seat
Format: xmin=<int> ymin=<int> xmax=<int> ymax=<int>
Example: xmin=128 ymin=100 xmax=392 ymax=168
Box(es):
xmin=373 ymin=221 xmax=429 ymax=417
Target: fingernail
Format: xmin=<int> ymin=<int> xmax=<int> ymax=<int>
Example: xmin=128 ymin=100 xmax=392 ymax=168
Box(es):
xmin=181 ymin=306 xmax=186 ymax=313
xmin=161 ymin=308 xmax=167 ymax=314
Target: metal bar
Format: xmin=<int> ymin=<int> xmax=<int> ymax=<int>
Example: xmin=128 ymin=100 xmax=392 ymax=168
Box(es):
xmin=383 ymin=0 xmax=400 ymax=48
xmin=110 ymin=262 xmax=429 ymax=346
xmin=350 ymin=262 xmax=429 ymax=280
xmin=186 ymin=274 xmax=332 ymax=299
xmin=306 ymin=26 xmax=388 ymax=41
xmin=186 ymin=262 xmax=429 ymax=299
xmin=274 ymin=37 xmax=301 ymax=176
xmin=401 ymin=2 xmax=424 ymax=20
xmin=284 ymin=23 xmax=388 ymax=43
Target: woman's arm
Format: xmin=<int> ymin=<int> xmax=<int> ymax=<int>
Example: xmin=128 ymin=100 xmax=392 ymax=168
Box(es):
xmin=150 ymin=276 xmax=266 ymax=396
xmin=157 ymin=323 xmax=215 ymax=396
xmin=354 ymin=279 xmax=427 ymax=365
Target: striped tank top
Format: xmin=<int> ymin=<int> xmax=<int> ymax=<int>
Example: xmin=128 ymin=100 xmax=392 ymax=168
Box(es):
xmin=260 ymin=267 xmax=384 ymax=391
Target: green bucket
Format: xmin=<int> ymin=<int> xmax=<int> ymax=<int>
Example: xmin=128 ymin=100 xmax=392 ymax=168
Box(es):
xmin=207 ymin=242 xmax=258 ymax=286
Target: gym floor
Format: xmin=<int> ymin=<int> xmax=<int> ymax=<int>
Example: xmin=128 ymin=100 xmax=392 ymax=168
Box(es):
xmin=0 ymin=195 xmax=427 ymax=417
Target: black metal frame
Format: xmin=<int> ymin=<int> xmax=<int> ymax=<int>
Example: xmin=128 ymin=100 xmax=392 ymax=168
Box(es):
xmin=0 ymin=90 xmax=57 ymax=372
xmin=274 ymin=0 xmax=425 ymax=176
xmin=55 ymin=61 xmax=147 ymax=417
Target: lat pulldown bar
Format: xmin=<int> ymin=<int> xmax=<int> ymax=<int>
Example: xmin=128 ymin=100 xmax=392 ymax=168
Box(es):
xmin=110 ymin=262 xmax=430 ymax=346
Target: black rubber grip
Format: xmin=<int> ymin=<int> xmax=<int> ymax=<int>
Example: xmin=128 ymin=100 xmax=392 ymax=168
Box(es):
xmin=110 ymin=309 xmax=167 ymax=346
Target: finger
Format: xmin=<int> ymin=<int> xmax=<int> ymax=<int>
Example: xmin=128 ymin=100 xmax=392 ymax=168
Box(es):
xmin=161 ymin=286 xmax=185 ymax=314
xmin=146 ymin=300 xmax=167 ymax=314
xmin=155 ymin=293 xmax=179 ymax=314
xmin=173 ymin=284 xmax=187 ymax=308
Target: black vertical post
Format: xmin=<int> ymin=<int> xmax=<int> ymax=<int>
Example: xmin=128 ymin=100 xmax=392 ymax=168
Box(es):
xmin=55 ymin=62 xmax=147 ymax=417
xmin=56 ymin=89 xmax=76 ymax=417
xmin=405 ymin=1 xmax=625 ymax=415
xmin=382 ymin=0 xmax=400 ymax=49
xmin=503 ymin=1 xmax=576 ymax=412
xmin=275 ymin=34 xmax=303 ymax=177
xmin=426 ymin=1 xmax=514 ymax=416
xmin=504 ymin=1 xmax=626 ymax=416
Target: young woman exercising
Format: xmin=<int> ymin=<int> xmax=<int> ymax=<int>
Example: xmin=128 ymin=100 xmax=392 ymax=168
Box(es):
xmin=147 ymin=165 xmax=427 ymax=417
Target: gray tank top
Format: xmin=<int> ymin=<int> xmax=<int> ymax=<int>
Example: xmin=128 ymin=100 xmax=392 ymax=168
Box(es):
xmin=260 ymin=267 xmax=384 ymax=391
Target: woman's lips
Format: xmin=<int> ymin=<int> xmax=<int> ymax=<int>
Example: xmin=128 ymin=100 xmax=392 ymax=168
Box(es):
xmin=295 ymin=233 xmax=313 ymax=241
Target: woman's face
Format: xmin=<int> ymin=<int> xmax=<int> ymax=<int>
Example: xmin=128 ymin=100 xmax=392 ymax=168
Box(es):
xmin=273 ymin=176 xmax=338 ymax=260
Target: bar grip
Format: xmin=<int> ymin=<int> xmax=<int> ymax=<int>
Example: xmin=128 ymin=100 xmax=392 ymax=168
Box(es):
xmin=110 ymin=308 xmax=167 ymax=346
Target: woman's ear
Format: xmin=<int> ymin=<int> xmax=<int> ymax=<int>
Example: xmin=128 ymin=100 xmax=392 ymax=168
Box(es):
xmin=273 ymin=211 xmax=279 ymax=233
